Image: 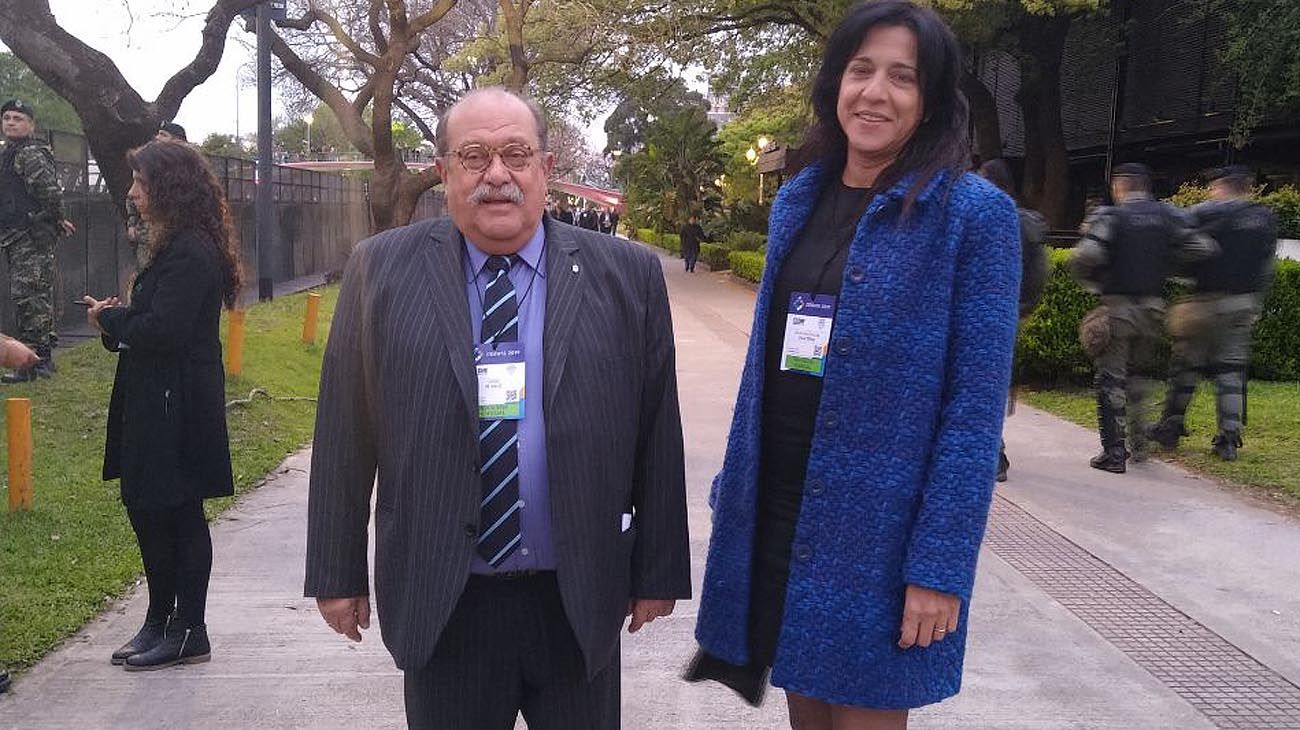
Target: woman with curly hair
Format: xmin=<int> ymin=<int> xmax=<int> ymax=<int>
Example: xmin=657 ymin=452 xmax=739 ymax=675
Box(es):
xmin=83 ymin=140 xmax=242 ymax=671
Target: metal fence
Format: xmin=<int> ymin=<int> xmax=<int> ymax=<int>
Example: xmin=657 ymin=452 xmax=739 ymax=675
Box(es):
xmin=1 ymin=130 xmax=444 ymax=336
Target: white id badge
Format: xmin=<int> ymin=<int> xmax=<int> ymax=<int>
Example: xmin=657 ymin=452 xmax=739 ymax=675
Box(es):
xmin=475 ymin=344 xmax=526 ymax=420
xmin=779 ymin=292 xmax=836 ymax=377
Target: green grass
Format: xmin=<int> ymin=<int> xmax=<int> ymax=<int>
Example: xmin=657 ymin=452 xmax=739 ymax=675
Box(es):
xmin=0 ymin=286 xmax=338 ymax=672
xmin=1022 ymin=380 xmax=1300 ymax=502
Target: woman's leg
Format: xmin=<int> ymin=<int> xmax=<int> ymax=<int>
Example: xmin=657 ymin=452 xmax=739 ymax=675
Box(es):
xmin=126 ymin=505 xmax=178 ymax=623
xmin=786 ymin=693 xmax=908 ymax=730
xmin=170 ymin=500 xmax=213 ymax=628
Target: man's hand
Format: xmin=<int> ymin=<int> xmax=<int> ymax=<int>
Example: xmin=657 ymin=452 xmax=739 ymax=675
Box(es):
xmin=317 ymin=596 xmax=371 ymax=642
xmin=60 ymin=220 xmax=76 ymax=236
xmin=626 ymin=599 xmax=675 ymax=634
xmin=897 ymin=584 xmax=960 ymax=650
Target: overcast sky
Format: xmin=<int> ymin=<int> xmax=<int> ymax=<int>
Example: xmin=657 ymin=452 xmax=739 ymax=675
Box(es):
xmin=6 ymin=0 xmax=620 ymax=150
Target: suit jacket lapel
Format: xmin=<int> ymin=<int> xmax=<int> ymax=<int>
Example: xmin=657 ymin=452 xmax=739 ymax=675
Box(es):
xmin=542 ymin=219 xmax=583 ymax=414
xmin=419 ymin=219 xmax=478 ymax=419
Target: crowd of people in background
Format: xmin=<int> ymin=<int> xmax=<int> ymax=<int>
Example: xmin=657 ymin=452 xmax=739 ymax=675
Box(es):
xmin=546 ymin=197 xmax=619 ymax=235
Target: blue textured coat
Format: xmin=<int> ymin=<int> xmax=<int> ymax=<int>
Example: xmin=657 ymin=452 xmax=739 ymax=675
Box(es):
xmin=695 ymin=164 xmax=1021 ymax=709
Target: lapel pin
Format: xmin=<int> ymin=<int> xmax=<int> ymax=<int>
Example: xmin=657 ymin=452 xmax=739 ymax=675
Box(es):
xmin=572 ymin=263 xmax=580 ymax=274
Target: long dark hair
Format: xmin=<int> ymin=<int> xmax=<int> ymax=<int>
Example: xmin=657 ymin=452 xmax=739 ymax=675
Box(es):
xmin=128 ymin=141 xmax=242 ymax=309
xmin=804 ymin=0 xmax=969 ymax=211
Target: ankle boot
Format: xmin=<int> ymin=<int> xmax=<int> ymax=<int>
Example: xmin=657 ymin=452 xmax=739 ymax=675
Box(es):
xmin=110 ymin=615 xmax=169 ymax=665
xmin=1148 ymin=419 xmax=1185 ymax=450
xmin=123 ymin=624 xmax=210 ymax=671
xmin=1090 ymin=445 xmax=1129 ymax=473
xmin=1212 ymin=432 xmax=1241 ymax=462
xmin=33 ymin=346 xmax=55 ymax=377
xmin=1 ymin=366 xmax=37 ymax=384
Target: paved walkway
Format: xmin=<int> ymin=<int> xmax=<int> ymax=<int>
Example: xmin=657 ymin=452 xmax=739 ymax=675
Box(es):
xmin=4 ymin=248 xmax=1300 ymax=728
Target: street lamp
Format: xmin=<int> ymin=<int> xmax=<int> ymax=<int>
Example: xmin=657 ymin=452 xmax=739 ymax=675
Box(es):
xmin=751 ymin=136 xmax=774 ymax=204
xmin=304 ymin=112 xmax=314 ymax=158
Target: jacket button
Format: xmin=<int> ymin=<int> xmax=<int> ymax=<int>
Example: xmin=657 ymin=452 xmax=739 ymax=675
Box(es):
xmin=823 ymin=415 xmax=838 ymax=430
xmin=808 ymin=480 xmax=824 ymax=496
xmin=848 ymin=267 xmax=865 ymax=283
xmin=835 ymin=338 xmax=851 ymax=356
xmin=795 ymin=545 xmax=812 ymax=562
xmin=463 ymin=523 xmax=476 ymax=538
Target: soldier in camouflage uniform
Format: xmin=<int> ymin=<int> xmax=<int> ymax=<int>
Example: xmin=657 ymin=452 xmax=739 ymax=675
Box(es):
xmin=1070 ymin=163 xmax=1215 ymax=473
xmin=1149 ymin=166 xmax=1277 ymax=461
xmin=0 ymin=99 xmax=75 ymax=383
xmin=126 ymin=122 xmax=188 ymax=270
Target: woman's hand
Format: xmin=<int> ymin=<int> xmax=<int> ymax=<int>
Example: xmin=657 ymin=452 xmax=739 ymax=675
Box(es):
xmin=898 ymin=584 xmax=961 ymax=649
xmin=82 ymin=295 xmax=120 ymax=334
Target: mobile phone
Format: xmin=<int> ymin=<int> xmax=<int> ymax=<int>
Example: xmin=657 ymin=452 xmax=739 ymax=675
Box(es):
xmin=73 ymin=300 xmax=92 ymax=307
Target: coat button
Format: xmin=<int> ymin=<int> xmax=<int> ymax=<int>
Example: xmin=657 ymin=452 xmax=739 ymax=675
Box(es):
xmin=463 ymin=523 xmax=476 ymax=538
xmin=848 ymin=267 xmax=865 ymax=283
xmin=795 ymin=545 xmax=812 ymax=562
xmin=823 ymin=415 xmax=838 ymax=430
xmin=808 ymin=480 xmax=824 ymax=496
xmin=834 ymin=338 xmax=851 ymax=356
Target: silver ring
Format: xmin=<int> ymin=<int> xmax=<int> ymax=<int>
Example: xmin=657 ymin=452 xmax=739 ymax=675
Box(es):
xmin=934 ymin=628 xmax=947 ymax=634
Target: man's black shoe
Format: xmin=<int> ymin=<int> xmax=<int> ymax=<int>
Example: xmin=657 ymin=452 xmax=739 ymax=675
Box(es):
xmin=111 ymin=616 xmax=169 ymax=665
xmin=1212 ymin=433 xmax=1240 ymax=462
xmin=1148 ymin=421 xmax=1184 ymax=450
xmin=1 ymin=368 xmax=37 ymax=384
xmin=1089 ymin=446 xmax=1128 ymax=474
xmin=123 ymin=624 xmax=210 ymax=671
xmin=0 ymin=669 xmax=11 ymax=693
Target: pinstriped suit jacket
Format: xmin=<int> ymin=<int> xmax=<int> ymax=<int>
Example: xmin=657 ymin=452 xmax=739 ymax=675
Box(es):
xmin=305 ymin=216 xmax=691 ymax=677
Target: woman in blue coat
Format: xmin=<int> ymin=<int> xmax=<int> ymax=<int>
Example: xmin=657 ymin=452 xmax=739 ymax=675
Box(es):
xmin=688 ymin=1 xmax=1021 ymax=727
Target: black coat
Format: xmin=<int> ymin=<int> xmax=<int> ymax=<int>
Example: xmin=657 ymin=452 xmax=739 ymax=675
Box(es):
xmin=99 ymin=230 xmax=234 ymax=509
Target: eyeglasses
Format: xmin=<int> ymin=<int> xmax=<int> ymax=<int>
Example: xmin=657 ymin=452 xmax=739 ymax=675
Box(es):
xmin=447 ymin=143 xmax=537 ymax=173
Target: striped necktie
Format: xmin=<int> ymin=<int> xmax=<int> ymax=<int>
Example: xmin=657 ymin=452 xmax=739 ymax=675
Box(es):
xmin=477 ymin=254 xmax=523 ymax=566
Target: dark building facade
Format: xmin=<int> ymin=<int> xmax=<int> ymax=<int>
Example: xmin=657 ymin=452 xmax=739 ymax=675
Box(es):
xmin=977 ymin=0 xmax=1300 ymax=225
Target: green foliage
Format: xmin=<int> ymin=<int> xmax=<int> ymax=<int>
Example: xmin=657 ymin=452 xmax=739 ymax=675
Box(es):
xmin=1254 ymin=260 xmax=1300 ymax=381
xmin=729 ymin=250 xmax=766 ymax=282
xmin=0 ymin=288 xmax=338 ymax=672
xmin=1014 ymin=248 xmax=1098 ymax=383
xmin=1015 ymin=251 xmax=1300 ymax=383
xmin=603 ymin=76 xmax=708 ymax=155
xmin=1259 ymin=187 xmax=1300 ymax=239
xmin=616 ymin=106 xmax=725 ymax=232
xmin=0 ymin=52 xmax=81 ymax=134
xmin=200 ymin=133 xmax=252 ymax=160
xmin=635 ymin=228 xmax=660 ymax=245
xmin=1216 ymin=0 xmax=1300 ymax=145
xmin=716 ymin=85 xmax=811 ymax=211
xmin=699 ymin=242 xmax=732 ymax=270
xmin=659 ymin=232 xmax=682 ymax=254
xmin=1166 ymin=182 xmax=1211 ymax=208
xmin=725 ymin=230 xmax=768 ymax=251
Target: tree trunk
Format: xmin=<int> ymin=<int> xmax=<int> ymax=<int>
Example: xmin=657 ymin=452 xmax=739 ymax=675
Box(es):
xmin=962 ymin=70 xmax=1003 ymax=164
xmin=1017 ymin=14 xmax=1073 ymax=227
xmin=500 ymin=0 xmax=531 ymax=92
xmin=0 ymin=0 xmax=261 ymax=216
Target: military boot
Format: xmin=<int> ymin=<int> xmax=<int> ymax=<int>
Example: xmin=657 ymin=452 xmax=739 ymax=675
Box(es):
xmin=1212 ymin=432 xmax=1241 ymax=462
xmin=1091 ymin=393 xmax=1128 ymax=473
xmin=33 ymin=346 xmax=55 ymax=378
xmin=1 ymin=366 xmax=36 ymax=384
xmin=1148 ymin=418 xmax=1186 ymax=451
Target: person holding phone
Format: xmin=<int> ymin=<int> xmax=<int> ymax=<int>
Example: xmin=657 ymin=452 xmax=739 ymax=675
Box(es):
xmin=82 ymin=139 xmax=241 ymax=671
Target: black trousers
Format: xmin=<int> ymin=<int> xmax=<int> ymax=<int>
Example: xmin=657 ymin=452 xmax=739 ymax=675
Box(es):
xmin=403 ymin=572 xmax=619 ymax=730
xmin=126 ymin=500 xmax=212 ymax=629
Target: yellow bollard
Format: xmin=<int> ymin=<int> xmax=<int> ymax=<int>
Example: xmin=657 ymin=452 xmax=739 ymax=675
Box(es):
xmin=302 ymin=292 xmax=322 ymax=345
xmin=7 ymin=398 xmax=33 ymax=512
xmin=226 ymin=309 xmax=247 ymax=377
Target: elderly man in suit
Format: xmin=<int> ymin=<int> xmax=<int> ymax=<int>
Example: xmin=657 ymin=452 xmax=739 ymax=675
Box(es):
xmin=305 ymin=87 xmax=691 ymax=729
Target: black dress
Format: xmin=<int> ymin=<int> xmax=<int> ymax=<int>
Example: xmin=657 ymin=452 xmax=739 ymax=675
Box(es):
xmin=688 ymin=180 xmax=872 ymax=703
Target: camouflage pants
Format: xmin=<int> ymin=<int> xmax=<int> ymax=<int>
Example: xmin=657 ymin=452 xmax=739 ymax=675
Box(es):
xmin=1160 ymin=294 xmax=1259 ymax=437
xmin=1094 ymin=298 xmax=1165 ymax=450
xmin=3 ymin=228 xmax=56 ymax=350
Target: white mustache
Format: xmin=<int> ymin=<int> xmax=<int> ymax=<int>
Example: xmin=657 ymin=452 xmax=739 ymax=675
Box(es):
xmin=468 ymin=182 xmax=524 ymax=206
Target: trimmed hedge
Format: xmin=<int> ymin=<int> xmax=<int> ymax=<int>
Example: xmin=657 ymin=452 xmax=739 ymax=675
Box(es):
xmin=633 ymin=228 xmax=682 ymax=255
xmin=1014 ymin=249 xmax=1300 ymax=383
xmin=726 ymin=230 xmax=768 ymax=251
xmin=699 ymin=243 xmax=732 ymax=270
xmin=730 ymin=250 xmax=766 ymax=283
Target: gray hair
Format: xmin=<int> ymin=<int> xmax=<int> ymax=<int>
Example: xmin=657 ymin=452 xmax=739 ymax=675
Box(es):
xmin=435 ymin=87 xmax=549 ymax=157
